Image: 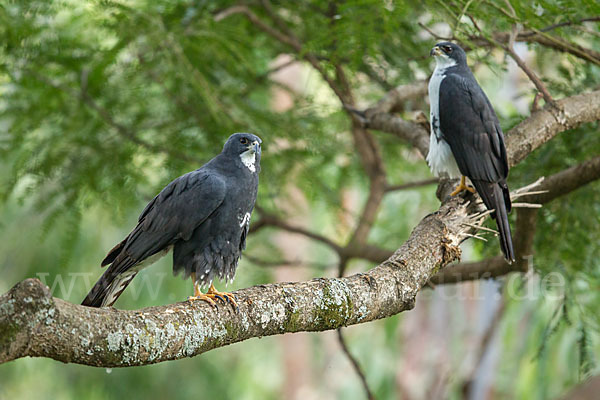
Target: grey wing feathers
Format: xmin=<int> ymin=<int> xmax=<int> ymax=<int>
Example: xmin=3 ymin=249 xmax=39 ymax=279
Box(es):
xmin=139 ymin=172 xmax=227 ymax=237
xmin=102 ymin=171 xmax=226 ymax=269
xmin=114 ymin=171 xmax=226 ymax=271
xmin=438 ymin=73 xmax=509 ymax=182
xmin=82 ymin=170 xmax=227 ymax=307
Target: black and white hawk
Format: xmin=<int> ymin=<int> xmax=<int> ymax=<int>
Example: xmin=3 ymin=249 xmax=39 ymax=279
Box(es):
xmin=427 ymin=42 xmax=515 ymax=262
xmin=82 ymin=133 xmax=262 ymax=307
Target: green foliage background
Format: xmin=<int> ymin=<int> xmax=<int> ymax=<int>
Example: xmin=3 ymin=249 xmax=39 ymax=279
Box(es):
xmin=0 ymin=0 xmax=599 ymax=398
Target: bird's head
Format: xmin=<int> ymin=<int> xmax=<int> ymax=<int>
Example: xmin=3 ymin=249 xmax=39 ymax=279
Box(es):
xmin=430 ymin=42 xmax=467 ymax=67
xmin=223 ymin=132 xmax=262 ymax=172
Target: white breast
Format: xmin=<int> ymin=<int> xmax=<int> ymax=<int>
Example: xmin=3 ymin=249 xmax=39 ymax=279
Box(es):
xmin=427 ymin=60 xmax=461 ymax=179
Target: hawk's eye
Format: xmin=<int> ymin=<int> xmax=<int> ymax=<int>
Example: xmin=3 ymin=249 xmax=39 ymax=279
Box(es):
xmin=443 ymin=46 xmax=453 ymax=53
xmin=240 ymin=137 xmax=249 ymax=145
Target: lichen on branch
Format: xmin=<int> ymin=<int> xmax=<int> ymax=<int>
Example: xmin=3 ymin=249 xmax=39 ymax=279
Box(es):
xmin=1 ymin=195 xmax=466 ymax=367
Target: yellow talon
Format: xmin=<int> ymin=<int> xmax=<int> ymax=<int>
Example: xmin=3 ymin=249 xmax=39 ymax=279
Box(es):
xmin=450 ymin=176 xmax=476 ymax=196
xmin=206 ymin=284 xmax=238 ymax=308
xmin=188 ymin=293 xmax=218 ymax=307
xmin=187 ymin=273 xmax=238 ymax=309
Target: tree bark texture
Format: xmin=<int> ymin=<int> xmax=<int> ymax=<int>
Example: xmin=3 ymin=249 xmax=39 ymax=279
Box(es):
xmin=1 ymin=90 xmax=599 ymax=367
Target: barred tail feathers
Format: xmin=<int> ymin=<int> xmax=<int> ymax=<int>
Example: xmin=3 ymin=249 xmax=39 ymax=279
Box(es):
xmin=81 ymin=268 xmax=137 ymax=307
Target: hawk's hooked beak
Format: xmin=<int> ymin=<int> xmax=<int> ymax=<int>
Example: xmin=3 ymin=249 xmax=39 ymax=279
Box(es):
xmin=251 ymin=141 xmax=260 ymax=154
xmin=430 ymin=46 xmax=443 ymax=57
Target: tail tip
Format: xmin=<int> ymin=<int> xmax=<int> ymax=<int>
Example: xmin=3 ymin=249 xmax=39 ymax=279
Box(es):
xmin=501 ymin=242 xmax=516 ymax=264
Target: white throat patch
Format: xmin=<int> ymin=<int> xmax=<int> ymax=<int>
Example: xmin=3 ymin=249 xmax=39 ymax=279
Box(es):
xmin=240 ymin=150 xmax=256 ymax=172
xmin=434 ymin=55 xmax=457 ymax=69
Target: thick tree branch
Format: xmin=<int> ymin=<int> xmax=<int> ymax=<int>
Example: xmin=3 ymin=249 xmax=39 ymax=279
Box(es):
xmin=363 ymin=112 xmax=430 ymax=157
xmin=11 ymin=156 xmax=592 ymax=367
xmin=3 ymin=91 xmax=598 ymax=368
xmin=507 ymin=91 xmax=600 ymax=165
xmin=521 ymin=154 xmax=600 ymax=204
xmin=365 ymin=81 xmax=428 ymax=115
xmin=1 ymin=194 xmax=468 ymax=366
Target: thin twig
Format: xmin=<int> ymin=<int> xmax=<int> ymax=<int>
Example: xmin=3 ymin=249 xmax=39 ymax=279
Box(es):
xmin=511 ymin=202 xmax=542 ymax=209
xmin=138 ymin=53 xmax=206 ymax=128
xmin=503 ymin=43 xmax=554 ymax=104
xmin=470 ymin=209 xmax=495 ymax=219
xmin=244 ymin=254 xmax=335 ymax=270
xmin=250 ymin=209 xmax=344 ymax=255
xmin=337 ymin=258 xmax=349 ymax=278
xmin=533 ymin=17 xmax=600 ymax=34
xmin=503 ymin=2 xmax=553 ymax=104
xmin=511 ymin=190 xmax=549 ymax=199
xmin=418 ymin=22 xmax=453 ymax=40
xmin=337 ymin=329 xmax=375 ymax=400
xmin=385 ymin=178 xmax=438 ymax=192
xmin=215 ymin=5 xmax=349 ymax=111
xmin=461 ymin=222 xmax=498 ymax=234
xmin=460 ymin=232 xmax=488 ymax=241
xmin=513 ymin=176 xmax=545 ymax=194
xmin=467 ymin=13 xmax=555 ymax=104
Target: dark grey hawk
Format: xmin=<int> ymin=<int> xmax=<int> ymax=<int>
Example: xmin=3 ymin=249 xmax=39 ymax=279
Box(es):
xmin=427 ymin=42 xmax=515 ymax=262
xmin=82 ymin=133 xmax=262 ymax=308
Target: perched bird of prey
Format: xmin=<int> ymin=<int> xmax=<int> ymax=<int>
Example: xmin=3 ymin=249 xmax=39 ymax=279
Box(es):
xmin=82 ymin=133 xmax=262 ymax=307
xmin=427 ymin=42 xmax=515 ymax=262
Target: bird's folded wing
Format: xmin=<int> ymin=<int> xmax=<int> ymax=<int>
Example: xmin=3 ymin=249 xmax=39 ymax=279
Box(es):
xmin=438 ymin=73 xmax=509 ymax=183
xmin=106 ymin=171 xmax=227 ymax=275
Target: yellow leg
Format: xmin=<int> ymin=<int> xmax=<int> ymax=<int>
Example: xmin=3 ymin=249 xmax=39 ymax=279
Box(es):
xmin=187 ymin=272 xmax=217 ymax=307
xmin=450 ymin=176 xmax=476 ymax=196
xmin=187 ymin=273 xmax=238 ymax=308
